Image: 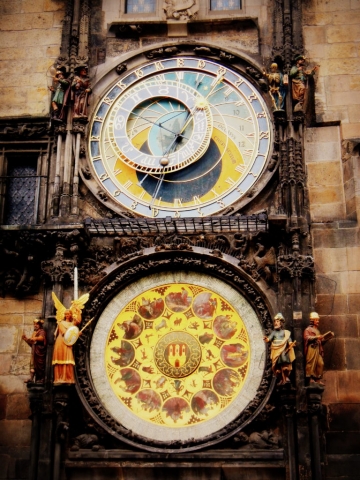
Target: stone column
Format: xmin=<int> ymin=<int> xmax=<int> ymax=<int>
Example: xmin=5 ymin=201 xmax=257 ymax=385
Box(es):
xmin=27 ymin=385 xmax=45 ymax=480
xmin=281 ymin=388 xmax=298 ymax=480
xmin=53 ymin=387 xmax=70 ymax=480
xmin=307 ymin=384 xmax=325 ymax=480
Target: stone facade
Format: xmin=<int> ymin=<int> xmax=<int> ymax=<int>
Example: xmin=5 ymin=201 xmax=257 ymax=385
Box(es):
xmin=0 ymin=1 xmax=359 ymax=479
xmin=303 ymin=2 xmax=360 ymax=477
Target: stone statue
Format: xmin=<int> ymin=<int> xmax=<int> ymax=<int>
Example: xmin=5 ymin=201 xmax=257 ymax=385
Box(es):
xmin=52 ymin=292 xmax=89 ymax=384
xmin=263 ymin=63 xmax=287 ymax=111
xmin=48 ymin=68 xmax=70 ymax=122
xmin=264 ymin=313 xmax=296 ymax=385
xmin=70 ymin=433 xmax=99 ymax=451
xmin=290 ymin=55 xmax=319 ymax=112
xmin=22 ymin=319 xmax=47 ymax=383
xmin=234 ymin=429 xmax=280 ymax=449
xmin=303 ymin=312 xmax=334 ymax=385
xmin=71 ymin=66 xmax=92 ymax=120
xmin=163 ymin=0 xmax=199 ymax=20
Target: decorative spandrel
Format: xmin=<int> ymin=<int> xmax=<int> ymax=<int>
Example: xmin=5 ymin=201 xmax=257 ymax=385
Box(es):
xmin=90 ymin=271 xmax=265 ymax=444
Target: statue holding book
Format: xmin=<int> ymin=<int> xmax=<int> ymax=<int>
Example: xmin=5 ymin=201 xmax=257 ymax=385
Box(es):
xmin=303 ymin=312 xmax=334 ymax=385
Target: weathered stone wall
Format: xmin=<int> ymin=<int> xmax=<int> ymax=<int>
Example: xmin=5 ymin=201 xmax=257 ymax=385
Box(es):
xmin=0 ymin=0 xmax=66 ymax=118
xmin=0 ymin=0 xmax=359 ymax=478
xmin=303 ymin=0 xmax=360 ymax=137
xmin=0 ymin=293 xmax=43 ymax=478
xmin=303 ymin=1 xmax=360 ymax=477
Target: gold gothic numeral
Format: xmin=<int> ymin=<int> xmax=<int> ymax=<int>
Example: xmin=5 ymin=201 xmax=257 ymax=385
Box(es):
xmin=135 ymin=69 xmax=144 ymax=78
xmin=155 ymin=61 xmax=165 ymax=71
xmin=235 ymin=164 xmax=245 ymax=173
xmin=100 ymin=173 xmax=109 ymax=181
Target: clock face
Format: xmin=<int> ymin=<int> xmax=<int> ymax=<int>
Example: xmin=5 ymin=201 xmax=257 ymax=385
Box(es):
xmin=89 ymin=56 xmax=272 ymax=218
xmin=90 ymin=271 xmax=265 ymax=445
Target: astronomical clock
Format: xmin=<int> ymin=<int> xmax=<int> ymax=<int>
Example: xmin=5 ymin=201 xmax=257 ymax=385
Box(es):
xmin=78 ymin=53 xmax=276 ymax=453
xmin=87 ymin=56 xmax=272 ymax=218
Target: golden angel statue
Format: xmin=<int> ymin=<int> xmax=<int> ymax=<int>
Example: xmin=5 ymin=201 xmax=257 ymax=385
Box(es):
xmin=52 ymin=292 xmax=89 ymax=384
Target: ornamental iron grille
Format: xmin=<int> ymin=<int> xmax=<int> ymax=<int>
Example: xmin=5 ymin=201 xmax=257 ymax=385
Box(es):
xmin=3 ymin=155 xmax=37 ymax=225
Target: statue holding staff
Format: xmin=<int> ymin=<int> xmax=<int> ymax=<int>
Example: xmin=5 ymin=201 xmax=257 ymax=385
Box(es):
xmin=48 ymin=67 xmax=70 ymax=122
xmin=71 ymin=66 xmax=92 ymax=119
xmin=22 ymin=319 xmax=47 ymax=383
xmin=264 ymin=313 xmax=296 ymax=386
xmin=263 ymin=62 xmax=287 ymax=111
xmin=52 ymin=292 xmax=89 ymax=384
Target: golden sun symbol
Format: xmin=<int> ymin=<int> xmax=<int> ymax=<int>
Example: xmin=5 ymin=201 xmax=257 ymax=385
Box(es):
xmin=195 ymin=97 xmax=208 ymax=110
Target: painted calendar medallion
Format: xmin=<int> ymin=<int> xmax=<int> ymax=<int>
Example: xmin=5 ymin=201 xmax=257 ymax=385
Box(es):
xmin=90 ymin=271 xmax=266 ymax=444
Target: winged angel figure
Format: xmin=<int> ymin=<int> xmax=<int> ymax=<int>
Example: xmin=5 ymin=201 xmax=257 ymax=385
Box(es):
xmin=52 ymin=292 xmax=89 ymax=384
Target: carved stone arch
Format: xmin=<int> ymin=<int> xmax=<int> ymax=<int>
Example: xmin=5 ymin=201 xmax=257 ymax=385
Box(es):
xmin=90 ymin=41 xmax=269 ymax=102
xmin=75 ymin=247 xmax=276 ymax=452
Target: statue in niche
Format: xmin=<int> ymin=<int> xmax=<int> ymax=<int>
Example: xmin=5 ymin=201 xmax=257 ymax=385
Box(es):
xmin=22 ymin=319 xmax=47 ymax=383
xmin=263 ymin=62 xmax=287 ymax=111
xmin=116 ymin=63 xmax=127 ymax=75
xmin=290 ymin=55 xmax=319 ymax=112
xmin=71 ymin=66 xmax=92 ymax=120
xmin=163 ymin=0 xmax=199 ymax=20
xmin=48 ymin=67 xmax=70 ymax=122
xmin=303 ymin=312 xmax=334 ymax=385
xmin=264 ymin=313 xmax=296 ymax=385
xmin=234 ymin=429 xmax=280 ymax=449
xmin=70 ymin=433 xmax=100 ymax=451
xmin=52 ymin=292 xmax=89 ymax=384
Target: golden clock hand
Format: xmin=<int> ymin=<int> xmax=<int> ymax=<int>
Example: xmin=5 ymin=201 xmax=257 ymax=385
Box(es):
xmin=149 ymin=171 xmax=165 ymax=209
xmin=158 ymin=76 xmax=221 ymax=165
xmin=130 ymin=111 xmax=189 ymax=139
xmin=137 ymin=173 xmax=149 ymax=187
xmin=194 ymin=74 xmax=205 ymax=90
xmin=178 ymin=73 xmax=225 ymax=135
xmin=159 ymin=109 xmax=188 ymax=124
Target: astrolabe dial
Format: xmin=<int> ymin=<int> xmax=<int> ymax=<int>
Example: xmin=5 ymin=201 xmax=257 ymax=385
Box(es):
xmin=107 ymin=81 xmax=213 ymax=174
xmin=89 ymin=56 xmax=272 ymax=217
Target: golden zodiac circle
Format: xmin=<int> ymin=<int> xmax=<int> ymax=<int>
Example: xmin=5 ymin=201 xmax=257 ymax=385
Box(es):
xmin=105 ymin=282 xmax=250 ymax=427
